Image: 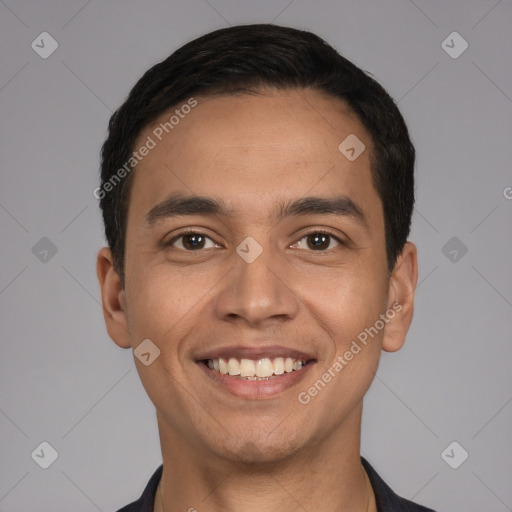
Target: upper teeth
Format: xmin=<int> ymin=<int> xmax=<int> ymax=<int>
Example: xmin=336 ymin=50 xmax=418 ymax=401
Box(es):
xmin=207 ymin=357 xmax=306 ymax=378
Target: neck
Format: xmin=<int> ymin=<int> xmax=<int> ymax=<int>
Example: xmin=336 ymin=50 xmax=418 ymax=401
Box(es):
xmin=154 ymin=405 xmax=376 ymax=512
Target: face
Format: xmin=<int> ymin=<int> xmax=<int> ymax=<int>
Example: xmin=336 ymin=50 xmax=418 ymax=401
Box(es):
xmin=98 ymin=88 xmax=417 ymax=466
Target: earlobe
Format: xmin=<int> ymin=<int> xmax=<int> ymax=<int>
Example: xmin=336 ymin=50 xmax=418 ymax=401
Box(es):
xmin=382 ymin=241 xmax=418 ymax=353
xmin=96 ymin=247 xmax=131 ymax=349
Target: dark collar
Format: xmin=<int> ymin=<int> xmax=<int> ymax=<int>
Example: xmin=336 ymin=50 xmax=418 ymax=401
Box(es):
xmin=116 ymin=457 xmax=436 ymax=511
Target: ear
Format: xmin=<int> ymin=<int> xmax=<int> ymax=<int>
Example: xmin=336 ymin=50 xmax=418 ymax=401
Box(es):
xmin=382 ymin=241 xmax=418 ymax=353
xmin=96 ymin=247 xmax=131 ymax=349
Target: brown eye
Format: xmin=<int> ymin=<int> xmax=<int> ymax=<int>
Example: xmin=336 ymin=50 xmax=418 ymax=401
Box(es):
xmin=294 ymin=231 xmax=341 ymax=251
xmin=169 ymin=232 xmax=218 ymax=251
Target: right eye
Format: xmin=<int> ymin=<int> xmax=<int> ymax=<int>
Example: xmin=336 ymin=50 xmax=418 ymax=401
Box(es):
xmin=167 ymin=231 xmax=219 ymax=251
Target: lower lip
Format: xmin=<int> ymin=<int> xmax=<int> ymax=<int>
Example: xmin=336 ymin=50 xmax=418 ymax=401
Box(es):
xmin=196 ymin=361 xmax=316 ymax=399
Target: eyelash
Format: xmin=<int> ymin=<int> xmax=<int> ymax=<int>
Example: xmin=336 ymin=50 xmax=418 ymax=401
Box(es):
xmin=166 ymin=227 xmax=346 ymax=252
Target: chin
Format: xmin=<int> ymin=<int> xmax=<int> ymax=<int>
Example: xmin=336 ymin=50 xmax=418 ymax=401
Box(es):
xmin=209 ymin=430 xmax=306 ymax=468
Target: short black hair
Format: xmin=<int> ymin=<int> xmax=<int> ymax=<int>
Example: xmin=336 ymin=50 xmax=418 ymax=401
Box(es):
xmin=99 ymin=23 xmax=415 ymax=286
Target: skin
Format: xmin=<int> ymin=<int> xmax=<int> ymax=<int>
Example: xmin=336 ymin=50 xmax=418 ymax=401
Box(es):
xmin=97 ymin=88 xmax=418 ymax=512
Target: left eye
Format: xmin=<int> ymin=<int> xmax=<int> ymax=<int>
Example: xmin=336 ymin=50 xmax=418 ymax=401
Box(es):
xmin=293 ymin=232 xmax=341 ymax=251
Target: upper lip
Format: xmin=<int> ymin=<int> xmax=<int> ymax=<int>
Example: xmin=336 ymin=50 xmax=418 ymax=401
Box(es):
xmin=195 ymin=345 xmax=316 ymax=362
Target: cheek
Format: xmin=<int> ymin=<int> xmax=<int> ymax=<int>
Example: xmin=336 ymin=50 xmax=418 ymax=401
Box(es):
xmin=124 ymin=263 xmax=191 ymax=339
xmin=298 ymin=271 xmax=386 ymax=415
xmin=123 ymin=267 xmax=204 ymax=406
xmin=124 ymin=259 xmax=224 ymax=359
xmin=296 ymin=262 xmax=388 ymax=349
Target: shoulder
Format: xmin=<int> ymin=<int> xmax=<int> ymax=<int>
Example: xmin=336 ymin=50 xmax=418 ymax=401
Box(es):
xmin=115 ymin=464 xmax=163 ymax=512
xmin=362 ymin=457 xmax=437 ymax=512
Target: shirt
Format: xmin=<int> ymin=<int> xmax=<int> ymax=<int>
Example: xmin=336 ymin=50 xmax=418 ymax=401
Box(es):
xmin=116 ymin=457 xmax=437 ymax=512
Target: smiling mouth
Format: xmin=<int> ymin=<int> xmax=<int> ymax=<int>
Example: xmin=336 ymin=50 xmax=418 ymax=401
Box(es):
xmin=200 ymin=356 xmax=313 ymax=380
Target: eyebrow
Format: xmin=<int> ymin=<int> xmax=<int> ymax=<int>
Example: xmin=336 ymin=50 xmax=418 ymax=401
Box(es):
xmin=144 ymin=193 xmax=368 ymax=229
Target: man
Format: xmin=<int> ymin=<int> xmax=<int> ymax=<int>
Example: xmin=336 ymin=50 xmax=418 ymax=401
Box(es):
xmin=96 ymin=24 xmax=436 ymax=512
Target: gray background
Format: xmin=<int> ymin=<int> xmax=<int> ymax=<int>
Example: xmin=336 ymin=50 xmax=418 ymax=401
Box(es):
xmin=1 ymin=1 xmax=511 ymax=511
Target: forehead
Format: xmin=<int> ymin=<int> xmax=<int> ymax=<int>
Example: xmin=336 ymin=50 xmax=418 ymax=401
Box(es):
xmin=127 ymin=88 xmax=381 ymax=228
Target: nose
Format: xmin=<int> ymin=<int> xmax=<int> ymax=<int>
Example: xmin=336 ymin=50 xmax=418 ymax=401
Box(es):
xmin=213 ymin=241 xmax=299 ymax=328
